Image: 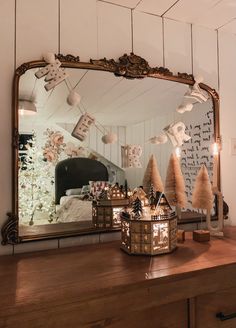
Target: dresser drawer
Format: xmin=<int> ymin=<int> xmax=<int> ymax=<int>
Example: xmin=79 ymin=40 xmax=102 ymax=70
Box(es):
xmin=196 ymin=287 xmax=236 ymax=328
xmin=110 ymin=300 xmax=188 ymax=328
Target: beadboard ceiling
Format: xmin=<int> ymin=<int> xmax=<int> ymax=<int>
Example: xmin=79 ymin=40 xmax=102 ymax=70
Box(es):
xmin=19 ymin=67 xmax=188 ymax=128
xmin=99 ymin=0 xmax=236 ymax=33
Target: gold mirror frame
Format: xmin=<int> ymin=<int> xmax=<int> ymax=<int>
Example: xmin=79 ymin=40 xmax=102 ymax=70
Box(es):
xmin=1 ymin=53 xmax=221 ymax=245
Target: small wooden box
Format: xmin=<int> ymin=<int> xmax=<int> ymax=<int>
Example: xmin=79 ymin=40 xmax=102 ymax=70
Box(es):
xmin=193 ymin=230 xmax=210 ymax=242
xmin=177 ymin=229 xmax=185 ymax=243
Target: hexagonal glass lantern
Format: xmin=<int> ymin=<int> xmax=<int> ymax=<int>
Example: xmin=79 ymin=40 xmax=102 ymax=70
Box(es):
xmin=121 ymin=192 xmax=177 ymax=255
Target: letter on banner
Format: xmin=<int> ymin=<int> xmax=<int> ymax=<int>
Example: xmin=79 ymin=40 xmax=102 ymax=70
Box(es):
xmin=164 ymin=122 xmax=191 ymax=147
xmin=121 ymin=145 xmax=142 ymax=168
xmin=71 ymin=113 xmax=95 ymax=141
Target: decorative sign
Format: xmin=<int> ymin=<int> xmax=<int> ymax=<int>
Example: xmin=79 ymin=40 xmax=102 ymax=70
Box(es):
xmin=35 ymin=59 xmax=69 ymax=91
xmin=121 ymin=145 xmax=142 ymax=168
xmin=164 ymin=121 xmax=191 ymax=147
xmin=71 ymin=113 xmax=95 ymax=141
xmin=184 ymin=82 xmax=208 ymax=103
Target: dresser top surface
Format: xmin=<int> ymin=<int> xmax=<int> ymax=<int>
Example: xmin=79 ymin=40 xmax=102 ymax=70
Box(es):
xmin=0 ymin=227 xmax=236 ymax=308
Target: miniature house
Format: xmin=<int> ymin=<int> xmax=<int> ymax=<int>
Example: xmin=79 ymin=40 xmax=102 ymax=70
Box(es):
xmin=121 ymin=192 xmax=177 ymax=256
xmin=92 ymin=184 xmax=129 ymax=228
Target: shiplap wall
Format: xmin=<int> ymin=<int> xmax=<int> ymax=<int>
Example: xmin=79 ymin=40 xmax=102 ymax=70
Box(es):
xmin=0 ymin=0 xmax=234 ymax=255
xmin=125 ymin=114 xmax=173 ymax=189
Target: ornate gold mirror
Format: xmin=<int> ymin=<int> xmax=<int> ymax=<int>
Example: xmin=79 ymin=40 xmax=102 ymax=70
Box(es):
xmin=1 ymin=53 xmax=221 ymax=244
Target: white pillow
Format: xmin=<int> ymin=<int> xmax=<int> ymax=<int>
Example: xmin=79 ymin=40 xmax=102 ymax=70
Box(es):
xmin=65 ymin=188 xmax=82 ymax=196
xmin=81 ymin=185 xmax=90 ymax=194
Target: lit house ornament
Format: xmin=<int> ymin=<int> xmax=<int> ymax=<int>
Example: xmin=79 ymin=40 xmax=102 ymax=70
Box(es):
xmin=121 ymin=192 xmax=177 ymax=256
xmin=92 ymin=183 xmax=129 ymax=229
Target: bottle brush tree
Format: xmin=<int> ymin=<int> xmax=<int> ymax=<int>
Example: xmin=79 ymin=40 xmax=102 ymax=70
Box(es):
xmin=192 ymin=164 xmax=214 ymax=212
xmin=143 ymin=154 xmax=164 ymax=194
xmin=165 ymin=153 xmax=187 ymax=210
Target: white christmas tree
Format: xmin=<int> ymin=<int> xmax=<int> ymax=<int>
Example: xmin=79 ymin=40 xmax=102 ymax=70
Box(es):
xmin=18 ymin=134 xmax=56 ymax=225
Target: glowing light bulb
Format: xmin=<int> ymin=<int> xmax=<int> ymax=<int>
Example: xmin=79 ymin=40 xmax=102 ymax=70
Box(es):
xmin=212 ymin=142 xmax=219 ymax=156
xmin=175 ymin=147 xmax=181 ymax=158
xmin=19 ymin=109 xmax=24 ymax=116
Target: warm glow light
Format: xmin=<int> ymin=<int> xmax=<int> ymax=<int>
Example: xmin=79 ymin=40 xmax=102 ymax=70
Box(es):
xmin=212 ymin=142 xmax=219 ymax=156
xmin=19 ymin=109 xmax=25 ymax=116
xmin=175 ymin=147 xmax=181 ymax=158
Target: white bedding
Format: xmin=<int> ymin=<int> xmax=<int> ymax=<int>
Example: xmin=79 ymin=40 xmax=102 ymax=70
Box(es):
xmin=56 ymin=195 xmax=92 ymax=223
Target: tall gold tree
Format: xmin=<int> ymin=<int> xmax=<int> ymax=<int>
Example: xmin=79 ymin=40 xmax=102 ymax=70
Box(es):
xmin=142 ymin=154 xmax=164 ymax=193
xmin=165 ymin=153 xmax=187 ymax=208
xmin=192 ymin=165 xmax=213 ymax=211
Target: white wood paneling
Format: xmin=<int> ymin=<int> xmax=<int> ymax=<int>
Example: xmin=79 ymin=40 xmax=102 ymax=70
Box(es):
xmin=111 ymin=126 xmax=118 ymax=164
xmin=96 ymin=126 xmax=105 ymax=156
xmin=220 ymin=19 xmax=236 ymax=35
xmin=125 ymin=114 xmax=171 ymax=189
xmin=133 ymin=11 xmax=163 ymax=67
xmin=164 ymin=18 xmax=192 ymax=75
xmin=118 ymin=126 xmax=126 ymax=167
xmin=164 ymin=0 xmax=220 ymax=24
xmin=88 ymin=124 xmax=98 ymax=152
xmin=136 ymin=0 xmax=178 ymax=16
xmin=194 ymin=1 xmax=236 ymax=30
xmin=104 ymin=126 xmax=112 ymax=161
xmin=192 ymin=25 xmax=218 ymax=89
xmin=218 ymin=31 xmax=236 ymax=225
xmin=0 ymin=0 xmax=15 ymax=254
xmin=16 ymin=0 xmax=58 ymax=66
xmin=97 ymin=1 xmax=132 ymax=60
xmin=60 ymin=0 xmax=98 ymax=61
xmin=99 ymin=0 xmax=139 ymax=9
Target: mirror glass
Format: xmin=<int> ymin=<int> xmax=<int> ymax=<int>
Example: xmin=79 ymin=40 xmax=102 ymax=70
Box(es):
xmin=18 ymin=67 xmax=214 ymax=239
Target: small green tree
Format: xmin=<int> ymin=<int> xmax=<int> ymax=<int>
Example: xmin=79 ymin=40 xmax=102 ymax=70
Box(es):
xmin=132 ymin=197 xmax=143 ymax=218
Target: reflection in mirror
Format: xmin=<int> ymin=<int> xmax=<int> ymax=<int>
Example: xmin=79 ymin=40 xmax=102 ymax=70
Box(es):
xmin=18 ymin=66 xmax=214 ymax=239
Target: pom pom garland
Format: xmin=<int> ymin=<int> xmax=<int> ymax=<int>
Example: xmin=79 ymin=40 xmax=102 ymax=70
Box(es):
xmin=67 ymin=90 xmax=81 ymax=106
xmin=176 ymin=103 xmax=193 ymax=114
xmin=149 ymin=134 xmax=168 ymax=144
xmin=43 ymin=52 xmax=56 ymax=64
xmin=101 ymin=132 xmax=118 ymax=144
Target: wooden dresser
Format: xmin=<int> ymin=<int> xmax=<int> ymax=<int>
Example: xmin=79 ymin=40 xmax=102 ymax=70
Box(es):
xmin=1 ymin=227 xmax=236 ymax=328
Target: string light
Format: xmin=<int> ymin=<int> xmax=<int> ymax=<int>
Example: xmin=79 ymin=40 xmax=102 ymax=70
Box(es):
xmin=212 ymin=142 xmax=219 ymax=156
xmin=175 ymin=146 xmax=181 ymax=158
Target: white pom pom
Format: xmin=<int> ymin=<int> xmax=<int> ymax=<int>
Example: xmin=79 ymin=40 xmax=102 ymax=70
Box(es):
xmin=149 ymin=134 xmax=168 ymax=144
xmin=43 ymin=52 xmax=56 ymax=64
xmin=67 ymin=90 xmax=81 ymax=106
xmin=101 ymin=132 xmax=118 ymax=144
xmin=194 ymin=75 xmax=204 ymax=84
xmin=185 ymin=103 xmax=193 ymax=111
xmin=176 ymin=103 xmax=193 ymax=114
xmin=157 ymin=134 xmax=168 ymax=144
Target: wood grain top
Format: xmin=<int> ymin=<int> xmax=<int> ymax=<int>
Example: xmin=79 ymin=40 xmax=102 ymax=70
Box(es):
xmin=0 ymin=227 xmax=236 ymax=323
